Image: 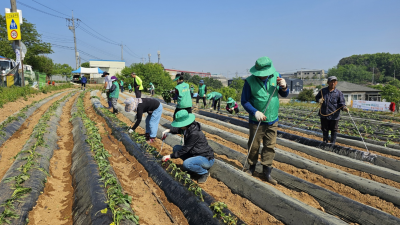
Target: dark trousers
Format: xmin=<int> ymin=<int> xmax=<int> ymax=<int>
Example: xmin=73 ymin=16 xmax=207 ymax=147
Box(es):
xmin=211 ymin=98 xmax=221 ymax=110
xmin=247 ymin=122 xmax=278 ymax=166
xmin=196 ymin=95 xmax=206 ymax=107
xmin=173 ymin=107 xmax=192 ymax=120
xmin=120 ymin=85 xmax=124 ymax=93
xmin=134 ymin=88 xmax=142 ymax=98
xmin=320 ymin=118 xmax=339 ymax=144
xmin=106 ymin=91 xmax=112 ymax=108
xmin=227 ymin=108 xmax=239 ymax=114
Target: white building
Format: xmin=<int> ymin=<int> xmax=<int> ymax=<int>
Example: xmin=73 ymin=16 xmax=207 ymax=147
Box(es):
xmin=89 ymin=60 xmax=125 ymax=78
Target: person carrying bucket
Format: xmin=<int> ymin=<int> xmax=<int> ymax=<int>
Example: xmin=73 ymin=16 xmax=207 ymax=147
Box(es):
xmin=149 ymin=82 xmax=155 ymax=96
xmin=315 ymin=76 xmax=348 ymax=145
xmin=172 ymin=73 xmax=192 ymax=119
xmin=206 ymin=92 xmax=223 ymax=111
xmin=125 ymin=97 xmax=163 ymax=143
xmin=226 ymin=97 xmax=239 ymax=114
xmin=161 ymin=110 xmax=215 ymax=184
xmin=196 ymin=80 xmax=207 ymax=108
xmin=241 ymin=56 xmax=289 ymax=185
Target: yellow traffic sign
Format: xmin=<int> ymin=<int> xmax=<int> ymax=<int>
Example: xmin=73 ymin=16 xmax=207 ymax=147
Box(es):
xmin=6 ymin=12 xmax=21 ymax=41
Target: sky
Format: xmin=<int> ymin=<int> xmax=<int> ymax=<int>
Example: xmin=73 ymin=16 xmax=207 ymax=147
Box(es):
xmin=4 ymin=0 xmax=400 ymax=78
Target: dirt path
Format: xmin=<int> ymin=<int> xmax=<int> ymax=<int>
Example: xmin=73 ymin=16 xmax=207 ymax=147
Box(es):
xmin=0 ymin=89 xmax=74 ymax=123
xmin=0 ymin=92 xmax=70 ymax=181
xmin=87 ymin=93 xmax=188 ymax=225
xmin=27 ymin=93 xmax=78 ymax=225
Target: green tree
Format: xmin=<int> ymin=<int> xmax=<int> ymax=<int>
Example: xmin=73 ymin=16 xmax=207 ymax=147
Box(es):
xmin=218 ymin=87 xmax=237 ymax=101
xmin=30 ymin=55 xmax=53 ymax=77
xmin=389 ymin=79 xmax=400 ymax=89
xmin=327 ymin=64 xmax=373 ymax=84
xmin=81 ymin=62 xmax=90 ymax=67
xmin=52 ymin=63 xmax=73 ymax=75
xmin=0 ymin=15 xmax=52 ymax=70
xmin=228 ymin=76 xmax=245 ymax=101
xmin=297 ymin=89 xmax=315 ymax=102
xmin=381 ymin=85 xmax=400 ymax=103
xmin=117 ymin=63 xmax=174 ymax=93
xmin=182 ymin=72 xmax=191 ymax=81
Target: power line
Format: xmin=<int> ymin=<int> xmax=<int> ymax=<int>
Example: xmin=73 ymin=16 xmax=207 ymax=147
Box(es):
xmin=50 ymin=43 xmax=101 ymax=59
xmin=78 ymin=19 xmax=120 ymax=45
xmin=31 ymin=0 xmax=70 ymax=17
xmin=18 ymin=1 xmax=67 ymax=19
xmin=77 ymin=26 xmax=120 ymax=46
xmin=124 ymin=45 xmax=141 ymax=58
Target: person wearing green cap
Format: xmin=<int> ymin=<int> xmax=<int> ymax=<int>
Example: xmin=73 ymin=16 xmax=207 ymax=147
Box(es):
xmin=206 ymin=92 xmax=223 ymax=111
xmin=190 ymin=85 xmax=195 ymax=98
xmin=196 ymin=80 xmax=207 ymax=108
xmin=161 ymin=110 xmax=214 ymax=184
xmin=226 ymin=97 xmax=239 ymax=114
xmin=172 ymin=73 xmax=192 ymax=119
xmin=148 ymin=82 xmax=155 ymax=96
xmin=241 ymin=56 xmax=289 ymax=185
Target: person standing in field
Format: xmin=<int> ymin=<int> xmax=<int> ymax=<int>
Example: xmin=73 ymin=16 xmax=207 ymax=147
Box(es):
xmin=80 ymin=75 xmax=87 ymax=90
xmin=120 ymin=79 xmax=124 ymax=93
xmin=196 ymin=80 xmax=207 ymax=108
xmin=173 ymin=73 xmax=192 ymax=119
xmin=315 ymin=76 xmax=348 ymax=145
xmin=161 ymin=110 xmax=215 ymax=184
xmin=149 ymin=82 xmax=155 ymax=96
xmin=226 ymin=97 xmax=239 ymax=114
xmin=131 ymin=72 xmax=143 ymax=98
xmin=125 ymin=97 xmax=163 ymax=143
xmin=241 ymin=56 xmax=289 ymax=185
xmin=190 ymin=85 xmax=195 ymax=98
xmin=207 ymin=92 xmax=223 ymax=111
xmin=128 ymin=83 xmax=133 ymax=93
xmin=102 ymin=72 xmax=113 ymax=109
xmin=109 ymin=76 xmax=120 ymax=114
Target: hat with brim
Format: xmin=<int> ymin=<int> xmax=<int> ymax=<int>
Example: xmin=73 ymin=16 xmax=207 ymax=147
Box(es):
xmin=101 ymin=72 xmax=110 ymax=77
xmin=249 ymin=56 xmax=276 ymax=77
xmin=173 ymin=74 xmax=182 ymax=81
xmin=110 ymin=76 xmax=118 ymax=81
xmin=199 ymin=80 xmax=204 ymax=84
xmin=227 ymin=97 xmax=235 ymax=104
xmin=206 ymin=93 xmax=213 ymax=100
xmin=149 ymin=82 xmax=153 ymax=85
xmin=327 ymin=76 xmax=337 ymax=83
xmin=171 ymin=110 xmax=195 ymax=128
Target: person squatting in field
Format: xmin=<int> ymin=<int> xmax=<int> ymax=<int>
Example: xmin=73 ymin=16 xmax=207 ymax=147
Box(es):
xmin=315 ymin=76 xmax=348 ymax=145
xmin=161 ymin=110 xmax=215 ymax=184
xmin=241 ymin=56 xmax=289 ymax=185
xmin=173 ymin=73 xmax=192 ymax=119
xmin=207 ymin=92 xmax=223 ymax=111
xmin=226 ymin=97 xmax=239 ymax=114
xmin=125 ymin=97 xmax=163 ymax=143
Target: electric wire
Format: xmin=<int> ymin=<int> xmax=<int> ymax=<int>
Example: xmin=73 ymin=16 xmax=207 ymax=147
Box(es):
xmin=18 ymin=1 xmax=67 ymax=19
xmin=78 ymin=19 xmax=120 ymax=45
xmin=31 ymin=0 xmax=70 ymax=17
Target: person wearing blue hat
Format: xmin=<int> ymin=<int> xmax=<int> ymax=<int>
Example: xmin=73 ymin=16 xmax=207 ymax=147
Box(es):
xmin=161 ymin=110 xmax=214 ymax=184
xmin=196 ymin=80 xmax=207 ymax=108
xmin=241 ymin=56 xmax=289 ymax=185
xmin=315 ymin=76 xmax=348 ymax=145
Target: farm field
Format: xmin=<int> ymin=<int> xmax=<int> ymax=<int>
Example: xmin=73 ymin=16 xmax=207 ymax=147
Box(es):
xmin=0 ymin=88 xmax=400 ymax=225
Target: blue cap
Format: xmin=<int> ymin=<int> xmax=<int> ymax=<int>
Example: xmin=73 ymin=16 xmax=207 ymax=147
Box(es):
xmin=199 ymin=80 xmax=204 ymax=83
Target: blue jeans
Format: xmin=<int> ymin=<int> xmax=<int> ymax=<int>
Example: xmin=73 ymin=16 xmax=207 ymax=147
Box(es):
xmin=173 ymin=145 xmax=214 ymax=175
xmin=145 ymin=104 xmax=163 ymax=138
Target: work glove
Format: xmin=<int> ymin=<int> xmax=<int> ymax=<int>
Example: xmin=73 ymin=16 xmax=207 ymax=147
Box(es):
xmin=128 ymin=129 xmax=134 ymax=134
xmin=162 ymin=155 xmax=171 ymax=162
xmin=203 ymin=94 xmax=206 ymax=97
xmin=277 ymin=78 xmax=287 ymax=89
xmin=318 ymin=98 xmax=324 ymax=104
xmin=343 ymin=107 xmax=349 ymax=112
xmin=162 ymin=129 xmax=170 ymax=140
xmin=230 ymin=108 xmax=234 ymax=111
xmin=255 ymin=111 xmax=266 ymax=121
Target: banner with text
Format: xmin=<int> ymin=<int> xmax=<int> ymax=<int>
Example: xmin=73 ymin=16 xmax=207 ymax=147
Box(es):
xmin=352 ymin=100 xmax=391 ymax=112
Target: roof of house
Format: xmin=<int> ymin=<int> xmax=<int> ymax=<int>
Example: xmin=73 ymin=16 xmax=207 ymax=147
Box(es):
xmin=336 ymin=81 xmax=381 ymax=92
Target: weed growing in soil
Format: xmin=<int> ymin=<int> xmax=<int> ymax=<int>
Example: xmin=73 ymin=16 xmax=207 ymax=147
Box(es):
xmin=73 ymin=92 xmax=139 ymax=225
xmin=0 ymin=92 xmax=74 ymax=224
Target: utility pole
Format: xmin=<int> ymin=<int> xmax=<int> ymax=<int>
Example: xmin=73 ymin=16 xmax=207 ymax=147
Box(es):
xmin=157 ymin=51 xmax=160 ymax=64
xmin=121 ymin=42 xmax=123 ymax=61
xmin=10 ymin=0 xmax=24 ymax=86
xmin=148 ymin=53 xmax=151 ymax=63
xmin=68 ymin=11 xmax=79 ymax=69
xmin=235 ymin=71 xmax=238 ymax=77
xmin=372 ymin=67 xmax=374 ymax=84
xmin=394 ymin=70 xmax=396 ymax=81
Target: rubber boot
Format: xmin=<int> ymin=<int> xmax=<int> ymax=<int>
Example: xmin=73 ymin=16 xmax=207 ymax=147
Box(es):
xmin=322 ymin=131 xmax=329 ymax=143
xmin=263 ymin=166 xmax=277 ymax=185
xmin=330 ymin=131 xmax=337 ymax=145
xmin=245 ymin=164 xmax=256 ymax=176
xmin=145 ymin=133 xmax=150 ymax=141
xmin=113 ymin=108 xmax=118 ymax=115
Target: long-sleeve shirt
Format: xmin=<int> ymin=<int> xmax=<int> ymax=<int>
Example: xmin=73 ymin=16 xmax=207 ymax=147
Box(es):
xmin=131 ymin=98 xmax=161 ymax=130
xmin=226 ymin=102 xmax=238 ymax=110
xmin=241 ymin=74 xmax=289 ymax=125
xmin=315 ymin=87 xmax=346 ymax=120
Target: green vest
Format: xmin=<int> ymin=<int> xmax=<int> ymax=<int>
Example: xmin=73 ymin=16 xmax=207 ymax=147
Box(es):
xmin=228 ymin=102 xmax=236 ymax=108
xmin=198 ymin=84 xmax=206 ymax=96
xmin=190 ymin=87 xmax=194 ymax=93
xmin=120 ymin=80 xmax=124 ymax=86
xmin=109 ymin=81 xmax=120 ymax=99
xmin=246 ymin=73 xmax=280 ymax=123
xmin=175 ymin=82 xmax=192 ymax=108
xmin=211 ymin=92 xmax=222 ymax=100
